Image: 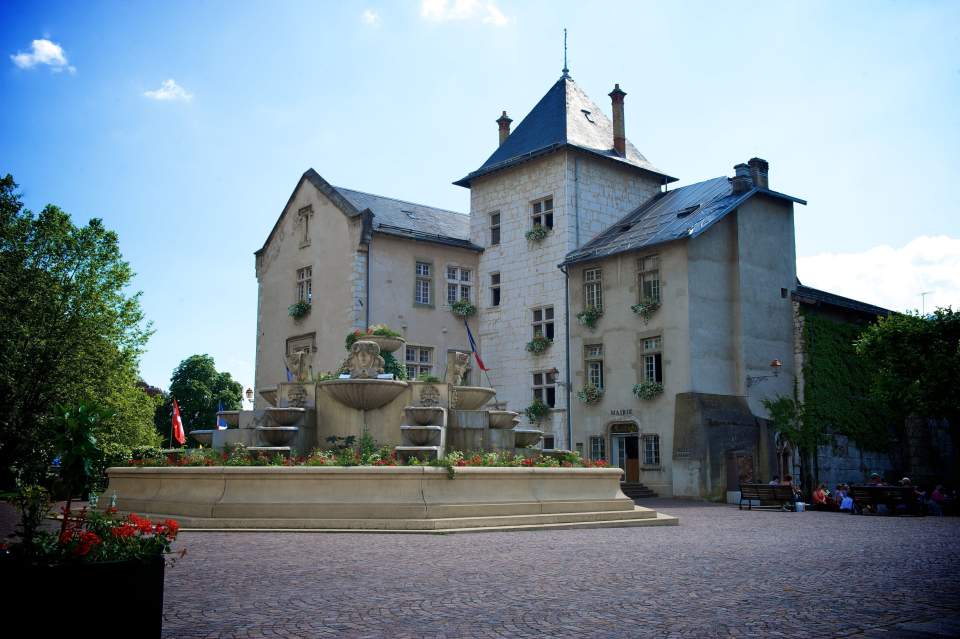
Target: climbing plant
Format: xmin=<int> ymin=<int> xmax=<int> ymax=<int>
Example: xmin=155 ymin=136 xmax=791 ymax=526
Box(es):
xmin=800 ymin=309 xmax=888 ymax=452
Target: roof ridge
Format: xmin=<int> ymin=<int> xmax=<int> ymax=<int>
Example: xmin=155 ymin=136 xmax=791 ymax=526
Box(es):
xmin=333 ymin=185 xmax=467 ymax=217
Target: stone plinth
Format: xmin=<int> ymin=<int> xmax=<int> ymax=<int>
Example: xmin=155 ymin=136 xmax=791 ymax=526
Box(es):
xmin=100 ymin=466 xmax=679 ymax=532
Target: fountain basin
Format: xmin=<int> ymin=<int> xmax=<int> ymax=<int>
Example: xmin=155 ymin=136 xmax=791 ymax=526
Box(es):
xmin=256 ymin=426 xmax=299 ymax=446
xmin=265 ymin=407 xmax=306 ymax=426
xmin=488 ymin=410 xmax=520 ymax=429
xmin=259 ymin=387 xmax=278 ymax=406
xmin=401 ymin=424 xmax=443 ymax=446
xmin=452 ymin=386 xmax=496 ymax=410
xmin=404 ymin=406 xmax=445 ymax=426
xmin=513 ymin=428 xmax=543 ymax=448
xmin=189 ymin=430 xmax=214 ymax=447
xmin=363 ymin=335 xmax=405 ymax=354
xmin=318 ymin=378 xmax=409 ymax=411
xmin=100 ymin=466 xmax=677 ymax=531
xmin=217 ymin=410 xmax=240 ymax=427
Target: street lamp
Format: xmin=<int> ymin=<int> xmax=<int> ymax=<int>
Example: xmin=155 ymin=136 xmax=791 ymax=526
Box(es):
xmin=245 ymin=387 xmax=254 ymax=406
xmin=746 ymin=359 xmax=782 ymax=388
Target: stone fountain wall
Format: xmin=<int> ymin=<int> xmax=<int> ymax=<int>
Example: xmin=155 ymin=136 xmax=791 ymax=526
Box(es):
xmin=314 ymin=381 xmax=450 ymax=448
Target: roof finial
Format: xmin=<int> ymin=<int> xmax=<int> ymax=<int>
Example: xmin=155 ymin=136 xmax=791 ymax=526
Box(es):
xmin=561 ymin=28 xmax=569 ymax=78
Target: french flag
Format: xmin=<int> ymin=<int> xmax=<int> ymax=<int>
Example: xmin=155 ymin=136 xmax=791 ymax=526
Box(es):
xmin=464 ymin=320 xmax=489 ymax=371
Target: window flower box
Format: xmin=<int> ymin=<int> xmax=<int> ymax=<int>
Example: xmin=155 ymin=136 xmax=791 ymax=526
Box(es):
xmin=525 ymin=335 xmax=552 ymax=355
xmin=524 ymin=397 xmax=549 ymax=422
xmin=288 ymin=300 xmax=311 ymax=319
xmin=576 ymin=305 xmax=602 ymax=329
xmin=631 ymin=298 xmax=661 ymax=323
xmin=525 ymin=224 xmax=550 ymax=243
xmin=632 ymin=381 xmax=664 ymax=400
xmin=451 ymin=299 xmax=477 ymax=318
xmin=577 ymin=383 xmax=603 ymax=404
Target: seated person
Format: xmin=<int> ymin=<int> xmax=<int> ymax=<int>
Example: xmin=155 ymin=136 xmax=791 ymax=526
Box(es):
xmin=929 ymin=484 xmax=946 ymax=516
xmin=839 ymin=484 xmax=855 ymax=512
xmin=769 ymin=475 xmax=780 ymax=486
xmin=812 ymin=483 xmax=830 ymax=510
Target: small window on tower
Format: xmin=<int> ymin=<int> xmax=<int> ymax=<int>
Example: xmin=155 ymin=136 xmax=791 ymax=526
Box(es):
xmin=531 ymin=197 xmax=554 ymax=230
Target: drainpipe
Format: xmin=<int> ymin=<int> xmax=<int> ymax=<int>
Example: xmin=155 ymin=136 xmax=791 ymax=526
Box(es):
xmin=560 ymin=263 xmax=572 ymax=450
xmin=365 ymin=241 xmax=370 ymax=327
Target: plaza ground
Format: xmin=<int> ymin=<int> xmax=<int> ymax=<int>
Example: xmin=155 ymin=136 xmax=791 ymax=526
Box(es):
xmin=159 ymin=499 xmax=960 ymax=638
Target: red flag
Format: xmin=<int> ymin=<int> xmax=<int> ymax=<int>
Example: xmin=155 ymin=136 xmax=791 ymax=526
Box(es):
xmin=172 ymin=399 xmax=186 ymax=446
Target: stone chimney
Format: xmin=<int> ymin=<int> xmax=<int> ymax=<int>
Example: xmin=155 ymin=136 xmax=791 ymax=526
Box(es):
xmin=732 ymin=163 xmax=753 ymax=194
xmin=748 ymin=157 xmax=769 ymax=189
xmin=608 ymin=84 xmax=626 ymax=156
xmin=496 ymin=111 xmax=513 ymax=147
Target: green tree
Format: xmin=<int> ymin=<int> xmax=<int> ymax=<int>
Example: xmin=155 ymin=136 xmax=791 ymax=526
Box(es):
xmin=762 ymin=394 xmax=823 ymax=499
xmin=166 ymin=354 xmax=242 ymax=439
xmin=856 ymin=307 xmax=960 ymax=479
xmin=0 ymin=175 xmax=157 ymax=487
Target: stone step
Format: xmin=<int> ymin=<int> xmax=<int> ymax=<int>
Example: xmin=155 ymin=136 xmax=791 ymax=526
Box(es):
xmin=621 ymin=483 xmax=658 ymax=499
xmin=140 ymin=506 xmax=679 ymax=533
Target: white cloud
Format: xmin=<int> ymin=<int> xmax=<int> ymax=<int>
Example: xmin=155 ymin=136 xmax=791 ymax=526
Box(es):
xmin=362 ymin=9 xmax=381 ymax=26
xmin=797 ymin=235 xmax=960 ymax=314
xmin=420 ymin=0 xmax=510 ymax=26
xmin=143 ymin=79 xmax=193 ymax=102
xmin=10 ymin=38 xmax=75 ymax=73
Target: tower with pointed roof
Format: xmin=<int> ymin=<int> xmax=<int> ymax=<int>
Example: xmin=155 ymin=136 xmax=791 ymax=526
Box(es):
xmin=456 ymin=72 xmax=676 ymax=449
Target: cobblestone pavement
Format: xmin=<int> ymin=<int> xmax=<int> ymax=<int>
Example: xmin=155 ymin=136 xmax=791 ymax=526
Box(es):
xmin=161 ymin=500 xmax=960 ymax=639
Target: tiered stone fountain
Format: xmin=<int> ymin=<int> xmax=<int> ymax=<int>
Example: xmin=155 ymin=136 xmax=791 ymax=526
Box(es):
xmin=102 ymin=334 xmax=679 ymax=531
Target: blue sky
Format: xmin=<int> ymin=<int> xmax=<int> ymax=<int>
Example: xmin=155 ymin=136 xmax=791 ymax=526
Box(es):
xmin=3 ymin=0 xmax=958 ymax=392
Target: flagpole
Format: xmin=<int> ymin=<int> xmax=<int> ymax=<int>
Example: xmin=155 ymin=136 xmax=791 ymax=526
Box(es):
xmin=168 ymin=399 xmax=174 ymax=449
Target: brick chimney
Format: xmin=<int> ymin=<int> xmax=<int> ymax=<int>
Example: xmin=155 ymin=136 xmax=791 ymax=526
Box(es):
xmin=608 ymin=84 xmax=626 ymax=156
xmin=732 ymin=163 xmax=753 ymax=194
xmin=748 ymin=157 xmax=769 ymax=189
xmin=496 ymin=111 xmax=513 ymax=147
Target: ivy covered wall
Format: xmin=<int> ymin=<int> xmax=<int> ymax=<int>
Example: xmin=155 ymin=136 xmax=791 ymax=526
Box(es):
xmin=799 ymin=309 xmax=889 ymax=453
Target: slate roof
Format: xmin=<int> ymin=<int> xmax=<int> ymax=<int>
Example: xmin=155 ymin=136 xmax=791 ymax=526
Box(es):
xmin=793 ymin=284 xmax=891 ymax=318
xmin=454 ymin=75 xmax=676 ymax=187
xmin=256 ymin=169 xmax=479 ymax=256
xmin=563 ymin=177 xmax=807 ymax=265
xmin=335 ymin=186 xmax=479 ymax=251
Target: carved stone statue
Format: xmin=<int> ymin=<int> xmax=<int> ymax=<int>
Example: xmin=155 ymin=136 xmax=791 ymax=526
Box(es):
xmin=446 ymin=352 xmax=470 ymax=386
xmin=346 ymin=340 xmax=384 ymax=379
xmin=285 ymin=348 xmax=314 ymax=383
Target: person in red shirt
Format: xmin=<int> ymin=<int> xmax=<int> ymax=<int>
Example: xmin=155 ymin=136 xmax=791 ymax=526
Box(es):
xmin=812 ymin=483 xmax=830 ymax=511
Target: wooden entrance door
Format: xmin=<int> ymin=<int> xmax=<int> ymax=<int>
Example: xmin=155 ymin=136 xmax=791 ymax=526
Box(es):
xmin=613 ymin=434 xmax=641 ymax=483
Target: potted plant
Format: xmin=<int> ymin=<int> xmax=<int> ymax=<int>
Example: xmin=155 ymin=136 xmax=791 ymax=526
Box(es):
xmin=525 ymin=335 xmax=552 ymax=355
xmin=576 ymin=305 xmax=603 ymax=329
xmin=632 ymin=380 xmax=664 ymax=400
xmin=0 ymin=403 xmax=183 ymax=638
xmin=631 ymin=297 xmax=661 ymax=323
xmin=451 ymin=299 xmax=477 ymax=318
xmin=345 ymin=324 xmax=405 ymax=353
xmin=288 ymin=299 xmax=311 ymax=319
xmin=577 ymin=383 xmax=603 ymax=404
xmin=524 ymin=397 xmax=550 ymax=422
xmin=525 ymin=224 xmax=550 ymax=243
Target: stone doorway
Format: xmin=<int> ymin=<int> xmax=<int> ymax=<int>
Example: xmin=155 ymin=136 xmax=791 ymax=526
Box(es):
xmin=610 ymin=422 xmax=640 ymax=483
xmin=725 ymin=451 xmax=755 ymax=493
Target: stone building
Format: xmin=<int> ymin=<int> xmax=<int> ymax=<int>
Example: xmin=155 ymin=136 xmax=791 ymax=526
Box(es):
xmin=253 ymin=70 xmax=888 ymax=498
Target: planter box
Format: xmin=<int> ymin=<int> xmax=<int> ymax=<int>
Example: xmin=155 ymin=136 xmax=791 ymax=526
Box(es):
xmin=1 ymin=555 xmax=164 ymax=638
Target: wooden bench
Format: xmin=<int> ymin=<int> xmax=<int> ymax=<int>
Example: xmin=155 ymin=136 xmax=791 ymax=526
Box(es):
xmin=850 ymin=485 xmax=921 ymax=515
xmin=739 ymin=483 xmax=796 ymax=510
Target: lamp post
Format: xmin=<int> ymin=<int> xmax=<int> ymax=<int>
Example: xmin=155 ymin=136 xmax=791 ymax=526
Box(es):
xmin=245 ymin=387 xmax=254 ymax=408
xmin=746 ymin=359 xmax=782 ymax=388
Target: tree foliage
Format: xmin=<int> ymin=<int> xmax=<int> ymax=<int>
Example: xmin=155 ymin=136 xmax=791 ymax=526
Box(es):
xmin=166 ymin=354 xmax=242 ymax=437
xmin=0 ymin=175 xmax=159 ymax=486
xmin=855 ymin=307 xmax=960 ymax=442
